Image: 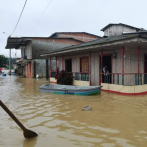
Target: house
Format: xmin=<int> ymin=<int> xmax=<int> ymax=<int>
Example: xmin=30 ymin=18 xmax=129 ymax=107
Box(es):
xmin=5 ymin=32 xmax=100 ymax=78
xmin=101 ymin=23 xmax=145 ymax=37
xmin=49 ymin=32 xmax=101 ymax=42
xmin=41 ymin=23 xmax=147 ymax=95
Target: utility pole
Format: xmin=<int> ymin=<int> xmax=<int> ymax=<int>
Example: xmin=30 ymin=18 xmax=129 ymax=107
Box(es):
xmin=9 ymin=49 xmax=11 ymax=76
xmin=3 ymin=32 xmax=11 ymax=75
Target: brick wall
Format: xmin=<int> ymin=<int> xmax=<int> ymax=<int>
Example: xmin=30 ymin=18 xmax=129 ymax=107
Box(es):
xmin=58 ymin=33 xmax=100 ymax=42
xmin=29 ymin=38 xmax=82 ymax=44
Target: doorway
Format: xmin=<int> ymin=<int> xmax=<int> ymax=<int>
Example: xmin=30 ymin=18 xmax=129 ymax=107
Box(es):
xmin=99 ymin=55 xmax=112 ymax=83
xmin=65 ymin=59 xmax=72 ymax=72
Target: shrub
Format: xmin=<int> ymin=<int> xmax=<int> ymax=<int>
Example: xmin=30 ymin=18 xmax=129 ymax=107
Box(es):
xmin=54 ymin=69 xmax=74 ymax=85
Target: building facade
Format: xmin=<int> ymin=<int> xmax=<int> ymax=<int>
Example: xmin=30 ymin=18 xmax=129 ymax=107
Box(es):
xmin=41 ymin=23 xmax=147 ymax=95
xmin=6 ymin=32 xmax=100 ymax=78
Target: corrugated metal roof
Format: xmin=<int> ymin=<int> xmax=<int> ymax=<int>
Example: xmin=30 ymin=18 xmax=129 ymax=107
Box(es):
xmin=5 ymin=37 xmax=30 ymax=49
xmin=5 ymin=37 xmax=83 ymax=49
xmin=42 ymin=34 xmax=141 ymax=55
xmin=123 ymin=31 xmax=147 ymax=35
xmin=101 ymin=23 xmax=145 ymax=31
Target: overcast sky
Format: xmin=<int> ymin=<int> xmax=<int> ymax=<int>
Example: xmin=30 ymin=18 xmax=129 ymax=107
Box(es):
xmin=0 ymin=0 xmax=147 ymax=58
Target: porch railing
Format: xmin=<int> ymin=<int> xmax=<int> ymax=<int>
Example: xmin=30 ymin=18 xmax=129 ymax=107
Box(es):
xmin=51 ymin=71 xmax=56 ymax=77
xmin=50 ymin=71 xmax=89 ymax=81
xmin=101 ymin=73 xmax=147 ymax=85
xmin=73 ymin=72 xmax=89 ymax=81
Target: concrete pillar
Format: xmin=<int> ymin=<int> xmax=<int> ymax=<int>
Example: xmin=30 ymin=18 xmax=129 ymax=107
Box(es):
xmin=33 ymin=61 xmax=36 ymax=78
xmin=9 ymin=49 xmax=11 ymax=76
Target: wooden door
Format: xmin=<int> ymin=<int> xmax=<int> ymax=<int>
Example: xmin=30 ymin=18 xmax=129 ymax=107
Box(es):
xmin=80 ymin=57 xmax=89 ymax=72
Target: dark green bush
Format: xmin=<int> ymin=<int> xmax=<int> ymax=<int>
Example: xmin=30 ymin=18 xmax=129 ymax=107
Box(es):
xmin=54 ymin=70 xmax=74 ymax=85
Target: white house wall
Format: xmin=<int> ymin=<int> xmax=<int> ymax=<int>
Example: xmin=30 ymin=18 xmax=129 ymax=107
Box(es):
xmin=21 ymin=42 xmax=32 ymax=59
xmin=56 ymin=47 xmax=147 ymax=86
xmin=104 ymin=25 xmax=137 ymax=37
xmin=91 ymin=53 xmax=100 ymax=86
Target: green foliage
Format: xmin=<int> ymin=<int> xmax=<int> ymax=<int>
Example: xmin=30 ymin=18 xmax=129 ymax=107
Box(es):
xmin=0 ymin=55 xmax=17 ymax=68
xmin=54 ymin=70 xmax=74 ymax=85
xmin=0 ymin=55 xmax=8 ymax=67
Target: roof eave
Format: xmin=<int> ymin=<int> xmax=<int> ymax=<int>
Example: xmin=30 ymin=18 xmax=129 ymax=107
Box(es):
xmin=41 ymin=35 xmax=147 ymax=57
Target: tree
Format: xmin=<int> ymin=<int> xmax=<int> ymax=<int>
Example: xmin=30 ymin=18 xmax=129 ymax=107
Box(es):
xmin=0 ymin=55 xmax=8 ymax=67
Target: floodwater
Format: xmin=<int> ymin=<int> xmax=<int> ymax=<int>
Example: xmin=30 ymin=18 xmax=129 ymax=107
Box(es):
xmin=0 ymin=76 xmax=147 ymax=147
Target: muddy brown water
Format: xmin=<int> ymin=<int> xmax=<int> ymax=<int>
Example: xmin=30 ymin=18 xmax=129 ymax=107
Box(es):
xmin=0 ymin=76 xmax=147 ymax=147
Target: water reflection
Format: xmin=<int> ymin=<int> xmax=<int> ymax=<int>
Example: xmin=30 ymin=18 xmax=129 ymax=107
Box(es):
xmin=0 ymin=76 xmax=147 ymax=146
xmin=23 ymin=137 xmax=37 ymax=147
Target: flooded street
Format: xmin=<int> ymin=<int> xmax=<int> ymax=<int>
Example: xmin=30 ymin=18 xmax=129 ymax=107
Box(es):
xmin=0 ymin=76 xmax=147 ymax=147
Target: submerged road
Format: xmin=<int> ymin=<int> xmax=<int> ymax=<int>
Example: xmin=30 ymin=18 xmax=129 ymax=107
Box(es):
xmin=0 ymin=76 xmax=147 ymax=147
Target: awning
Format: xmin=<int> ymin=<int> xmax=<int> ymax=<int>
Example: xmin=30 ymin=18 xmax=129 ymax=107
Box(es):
xmin=5 ymin=37 xmax=30 ymax=49
xmin=16 ymin=58 xmax=32 ymax=66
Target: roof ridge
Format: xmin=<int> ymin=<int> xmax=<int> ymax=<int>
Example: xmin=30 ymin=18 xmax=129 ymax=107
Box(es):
xmin=101 ymin=23 xmax=143 ymax=31
xmin=49 ymin=32 xmax=101 ymax=38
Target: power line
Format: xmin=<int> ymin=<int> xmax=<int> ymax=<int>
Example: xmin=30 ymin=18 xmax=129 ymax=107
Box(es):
xmin=11 ymin=0 xmax=28 ymax=36
xmin=29 ymin=0 xmax=52 ymax=34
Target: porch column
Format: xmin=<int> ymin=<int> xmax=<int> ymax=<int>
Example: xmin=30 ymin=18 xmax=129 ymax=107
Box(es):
xmin=138 ymin=46 xmax=140 ymax=74
xmin=56 ymin=56 xmax=57 ymax=71
xmin=46 ymin=59 xmax=49 ymax=80
xmin=100 ymin=50 xmax=103 ymax=84
xmin=122 ymin=46 xmax=124 ymax=85
xmin=33 ymin=61 xmax=36 ymax=78
xmin=89 ymin=51 xmax=91 ymax=86
xmin=138 ymin=46 xmax=141 ymax=85
xmin=58 ymin=57 xmax=60 ymax=71
xmin=26 ymin=65 xmax=28 ymax=77
xmin=30 ymin=62 xmax=33 ymax=77
xmin=28 ymin=64 xmax=30 ymax=77
xmin=50 ymin=57 xmax=51 ymax=78
xmin=62 ymin=56 xmax=63 ymax=70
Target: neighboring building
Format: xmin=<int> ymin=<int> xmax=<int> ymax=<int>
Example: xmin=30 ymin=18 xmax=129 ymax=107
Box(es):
xmin=50 ymin=32 xmax=101 ymax=42
xmin=41 ymin=23 xmax=147 ymax=95
xmin=101 ymin=23 xmax=145 ymax=37
xmin=5 ymin=32 xmax=100 ymax=78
